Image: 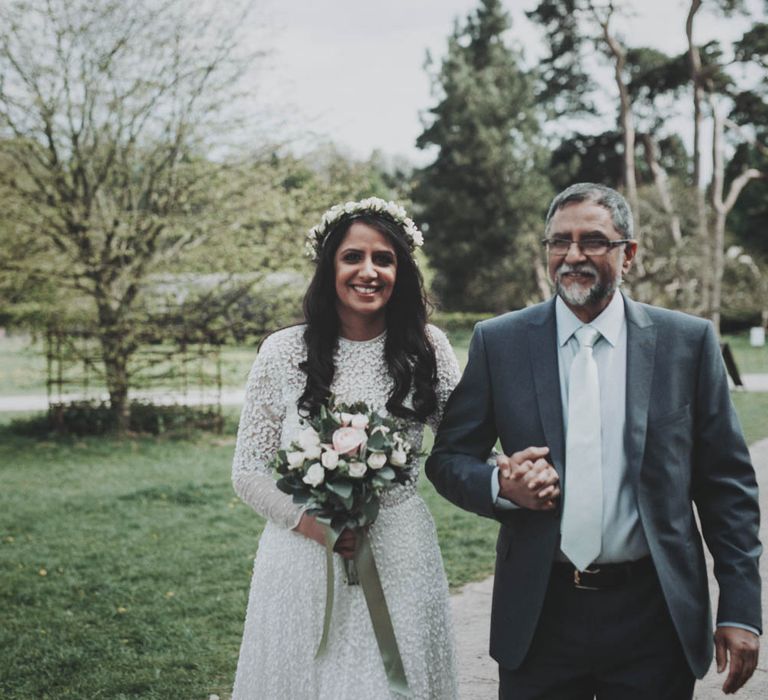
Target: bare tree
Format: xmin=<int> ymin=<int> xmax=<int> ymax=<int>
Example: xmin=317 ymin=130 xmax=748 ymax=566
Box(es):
xmin=686 ymin=0 xmax=766 ymax=332
xmin=0 ymin=0 xmax=259 ymax=432
xmin=708 ymin=99 xmax=765 ymax=330
xmin=589 ymin=2 xmax=640 ymax=235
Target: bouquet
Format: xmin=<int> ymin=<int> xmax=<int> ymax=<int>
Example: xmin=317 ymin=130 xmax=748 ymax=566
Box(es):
xmin=271 ymin=400 xmax=415 ymax=537
xmin=269 ymin=399 xmax=414 ymax=696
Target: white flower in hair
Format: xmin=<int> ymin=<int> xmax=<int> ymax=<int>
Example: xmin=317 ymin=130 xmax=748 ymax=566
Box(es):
xmin=305 ymin=197 xmax=424 ymax=261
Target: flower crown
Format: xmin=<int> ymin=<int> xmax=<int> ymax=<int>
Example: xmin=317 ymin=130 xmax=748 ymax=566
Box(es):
xmin=306 ymin=197 xmax=424 ymax=261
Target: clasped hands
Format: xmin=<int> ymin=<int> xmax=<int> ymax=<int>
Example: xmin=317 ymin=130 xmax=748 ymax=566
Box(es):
xmin=496 ymin=446 xmax=559 ymax=510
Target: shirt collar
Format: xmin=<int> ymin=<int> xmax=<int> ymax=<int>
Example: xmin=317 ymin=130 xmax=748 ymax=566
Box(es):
xmin=555 ymin=291 xmax=625 ymax=348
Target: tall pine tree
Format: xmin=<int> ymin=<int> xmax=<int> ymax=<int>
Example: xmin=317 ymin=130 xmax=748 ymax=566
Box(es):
xmin=415 ymin=0 xmax=551 ymax=312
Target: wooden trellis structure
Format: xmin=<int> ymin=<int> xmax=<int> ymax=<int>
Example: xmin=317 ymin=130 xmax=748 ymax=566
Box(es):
xmin=45 ymin=324 xmax=226 ymax=429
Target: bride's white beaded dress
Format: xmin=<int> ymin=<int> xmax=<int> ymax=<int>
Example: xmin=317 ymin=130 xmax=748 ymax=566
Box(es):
xmin=231 ymin=324 xmax=460 ymax=699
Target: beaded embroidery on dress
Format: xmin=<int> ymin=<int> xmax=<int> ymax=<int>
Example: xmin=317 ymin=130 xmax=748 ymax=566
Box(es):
xmin=231 ymin=324 xmax=460 ymax=700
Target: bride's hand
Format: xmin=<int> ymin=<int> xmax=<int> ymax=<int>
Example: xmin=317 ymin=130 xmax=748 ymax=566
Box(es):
xmin=293 ymin=513 xmax=357 ymax=559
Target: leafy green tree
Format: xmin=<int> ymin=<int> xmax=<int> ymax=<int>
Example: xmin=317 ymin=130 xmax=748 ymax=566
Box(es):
xmin=0 ymin=0 xmax=258 ymax=432
xmin=415 ymin=0 xmax=551 ymax=312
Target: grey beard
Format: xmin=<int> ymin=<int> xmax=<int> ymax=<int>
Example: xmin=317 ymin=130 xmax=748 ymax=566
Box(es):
xmin=555 ymin=263 xmax=622 ymax=307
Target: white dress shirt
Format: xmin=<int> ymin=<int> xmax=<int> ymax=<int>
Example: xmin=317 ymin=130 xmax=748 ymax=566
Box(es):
xmin=553 ymin=293 xmax=649 ymax=563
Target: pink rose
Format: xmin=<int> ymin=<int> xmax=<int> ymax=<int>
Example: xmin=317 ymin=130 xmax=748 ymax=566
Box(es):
xmin=332 ymin=427 xmax=367 ymax=456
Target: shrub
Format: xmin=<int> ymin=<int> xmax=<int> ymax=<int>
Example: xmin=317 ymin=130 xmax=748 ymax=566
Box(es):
xmin=10 ymin=400 xmax=224 ymax=437
xmin=430 ymin=311 xmax=496 ymax=333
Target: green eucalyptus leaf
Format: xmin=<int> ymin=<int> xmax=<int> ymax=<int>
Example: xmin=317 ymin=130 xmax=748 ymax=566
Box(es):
xmin=366 ymin=432 xmax=386 ymax=451
xmin=376 ymin=466 xmax=395 ymax=480
xmin=326 ymin=480 xmax=353 ymax=499
xmin=361 ymin=499 xmax=380 ymax=524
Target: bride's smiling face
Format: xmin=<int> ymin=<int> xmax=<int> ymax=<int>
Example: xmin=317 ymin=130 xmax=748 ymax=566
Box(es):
xmin=334 ymin=222 xmax=398 ymax=325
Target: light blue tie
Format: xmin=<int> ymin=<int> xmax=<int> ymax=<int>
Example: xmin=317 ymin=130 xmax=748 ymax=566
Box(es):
xmin=560 ymin=326 xmax=603 ymax=571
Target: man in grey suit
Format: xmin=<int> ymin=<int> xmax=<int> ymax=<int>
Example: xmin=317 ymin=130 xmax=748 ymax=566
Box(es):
xmin=426 ymin=183 xmax=761 ymax=698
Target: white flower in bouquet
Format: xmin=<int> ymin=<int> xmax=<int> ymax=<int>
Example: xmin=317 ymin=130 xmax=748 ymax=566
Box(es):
xmin=298 ymin=426 xmax=321 ymax=450
xmin=339 ymin=412 xmax=353 ymax=426
xmin=350 ymin=413 xmax=369 ymax=430
xmin=332 ymin=427 xmax=367 ymax=456
xmin=390 ymin=448 xmax=408 ymax=467
xmin=304 ymin=443 xmax=322 ymax=460
xmin=367 ymin=452 xmax=387 ymax=470
xmin=321 ymin=449 xmax=340 ymax=470
xmin=348 ymin=461 xmax=367 ymax=478
xmin=287 ymin=451 xmax=306 ymax=470
xmin=303 ymin=462 xmax=325 ymax=487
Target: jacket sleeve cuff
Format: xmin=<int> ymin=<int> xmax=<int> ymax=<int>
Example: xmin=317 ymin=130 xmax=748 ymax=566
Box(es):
xmin=717 ymin=622 xmax=761 ymax=636
xmin=491 ymin=466 xmax=521 ymax=511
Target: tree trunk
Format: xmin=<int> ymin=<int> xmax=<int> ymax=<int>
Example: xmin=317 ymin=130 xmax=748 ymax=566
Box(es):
xmin=593 ymin=4 xmax=644 ymax=273
xmin=708 ymin=97 xmax=765 ymax=336
xmin=106 ymin=364 xmax=130 ymax=434
xmin=640 ymin=133 xmax=682 ymax=244
xmin=97 ymin=302 xmax=136 ymax=435
xmin=686 ymin=0 xmax=711 ymax=316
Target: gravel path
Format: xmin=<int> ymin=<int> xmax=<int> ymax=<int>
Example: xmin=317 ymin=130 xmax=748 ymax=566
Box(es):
xmin=450 ymin=437 xmax=768 ymax=700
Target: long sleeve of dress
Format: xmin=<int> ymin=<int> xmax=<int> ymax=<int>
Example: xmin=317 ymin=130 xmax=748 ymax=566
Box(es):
xmin=426 ymin=324 xmax=462 ymax=435
xmin=231 ymin=331 xmax=305 ymax=530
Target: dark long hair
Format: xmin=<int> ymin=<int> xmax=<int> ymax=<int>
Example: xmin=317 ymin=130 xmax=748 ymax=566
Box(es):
xmin=298 ymin=213 xmax=437 ymax=422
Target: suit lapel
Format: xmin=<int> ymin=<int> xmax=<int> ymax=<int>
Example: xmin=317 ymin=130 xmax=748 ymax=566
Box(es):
xmin=527 ymin=299 xmax=565 ymax=480
xmin=623 ymin=295 xmax=656 ymax=486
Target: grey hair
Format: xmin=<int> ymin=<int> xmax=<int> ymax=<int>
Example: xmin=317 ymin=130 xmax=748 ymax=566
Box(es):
xmin=545 ymin=183 xmax=634 ymax=239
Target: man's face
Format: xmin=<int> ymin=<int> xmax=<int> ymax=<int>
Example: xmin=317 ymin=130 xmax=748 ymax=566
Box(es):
xmin=546 ymin=201 xmax=637 ymax=322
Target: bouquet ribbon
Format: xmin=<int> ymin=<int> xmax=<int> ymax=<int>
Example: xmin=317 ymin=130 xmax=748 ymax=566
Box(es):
xmin=316 ymin=523 xmax=410 ymax=697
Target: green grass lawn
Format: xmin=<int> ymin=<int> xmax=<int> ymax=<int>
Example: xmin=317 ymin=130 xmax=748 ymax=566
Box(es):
xmin=732 ymin=392 xmax=768 ymax=446
xmin=723 ymin=333 xmax=768 ymax=374
xmin=0 ymin=420 xmax=499 ymax=699
xmin=0 ymin=335 xmax=48 ymax=395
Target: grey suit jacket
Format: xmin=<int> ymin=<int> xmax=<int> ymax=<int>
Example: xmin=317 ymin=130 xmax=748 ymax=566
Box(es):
xmin=426 ymin=294 xmax=761 ymax=677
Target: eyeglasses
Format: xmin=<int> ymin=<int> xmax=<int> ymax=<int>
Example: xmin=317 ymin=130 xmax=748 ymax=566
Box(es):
xmin=541 ymin=238 xmax=632 ymax=257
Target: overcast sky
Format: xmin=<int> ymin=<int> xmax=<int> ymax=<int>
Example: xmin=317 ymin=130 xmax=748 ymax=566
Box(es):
xmin=251 ymin=0 xmax=764 ymax=165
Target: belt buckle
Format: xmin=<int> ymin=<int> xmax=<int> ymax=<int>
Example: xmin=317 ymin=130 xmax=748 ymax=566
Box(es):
xmin=573 ymin=566 xmax=601 ymax=590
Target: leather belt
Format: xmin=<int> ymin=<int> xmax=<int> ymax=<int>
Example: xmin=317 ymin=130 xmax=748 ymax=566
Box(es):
xmin=551 ymin=557 xmax=654 ymax=590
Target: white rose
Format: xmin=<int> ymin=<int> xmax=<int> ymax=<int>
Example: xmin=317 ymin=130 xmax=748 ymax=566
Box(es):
xmin=302 ymin=463 xmax=325 ymax=487
xmin=367 ymin=452 xmax=387 ymax=470
xmin=348 ymin=461 xmax=367 ymax=478
xmin=286 ymin=451 xmax=305 ymax=470
xmin=340 ymin=412 xmax=353 ymax=426
xmin=321 ymin=449 xmax=339 ymax=470
xmin=304 ymin=443 xmax=322 ymax=460
xmin=350 ymin=413 xmax=369 ymax=430
xmin=390 ymin=449 xmax=408 ymax=467
xmin=298 ymin=427 xmax=321 ymax=451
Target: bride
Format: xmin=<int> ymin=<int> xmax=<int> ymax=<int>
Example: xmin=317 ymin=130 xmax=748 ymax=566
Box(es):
xmin=230 ymin=198 xmax=460 ymax=699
